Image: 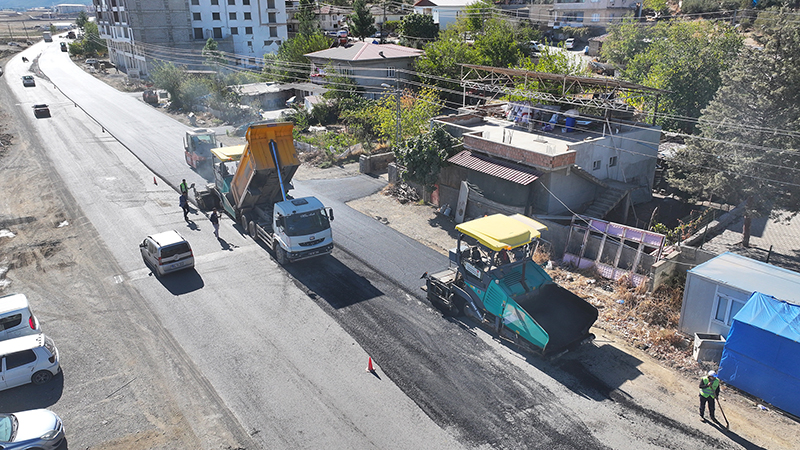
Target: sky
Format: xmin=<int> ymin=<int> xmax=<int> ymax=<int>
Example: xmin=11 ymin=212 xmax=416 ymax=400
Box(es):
xmin=2 ymin=1 xmax=91 ymax=10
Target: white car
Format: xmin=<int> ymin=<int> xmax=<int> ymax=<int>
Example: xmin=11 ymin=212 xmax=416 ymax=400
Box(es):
xmin=0 ymin=333 xmax=60 ymax=391
xmin=565 ymin=38 xmax=575 ymax=50
xmin=140 ymin=230 xmax=195 ymax=276
xmin=0 ymin=409 xmax=67 ymax=450
xmin=0 ymin=293 xmax=41 ymax=342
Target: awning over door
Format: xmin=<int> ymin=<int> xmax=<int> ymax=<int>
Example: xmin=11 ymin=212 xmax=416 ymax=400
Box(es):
xmin=448 ymin=150 xmax=541 ymax=185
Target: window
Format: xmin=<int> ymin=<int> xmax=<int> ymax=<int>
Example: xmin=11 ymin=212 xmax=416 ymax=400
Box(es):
xmin=243 ymin=0 xmax=250 ymax=4
xmin=247 ymin=41 xmax=253 ymax=49
xmin=246 ymin=26 xmax=253 ymax=34
xmin=193 ymin=12 xmax=201 ymax=20
xmin=387 ymin=66 xmax=395 ymax=78
xmin=0 ymin=314 xmax=22 ymax=330
xmin=275 ymin=40 xmax=282 ymax=45
xmin=713 ymin=294 xmax=745 ymax=326
xmin=231 ymin=27 xmax=238 ymax=34
xmin=268 ymin=0 xmax=276 ymax=8
xmin=244 ymin=12 xmax=251 ymax=20
xmin=211 ymin=0 xmax=219 ymax=4
xmin=191 ymin=0 xmax=199 ymax=4
xmin=609 ymin=156 xmax=617 ymax=167
xmin=592 ymin=160 xmax=601 ymax=171
xmin=592 ymin=13 xmax=600 ymax=22
xmin=6 ymin=350 xmax=37 ymax=370
xmin=213 ymin=27 xmax=222 ymax=38
xmin=228 ymin=0 xmax=235 ymax=4
xmin=229 ymin=12 xmax=237 ymax=20
xmin=212 ymin=12 xmax=221 ymax=20
xmin=269 ymin=26 xmax=277 ymax=37
xmin=268 ymin=12 xmax=277 ymax=23
xmin=193 ymin=28 xmax=204 ymax=39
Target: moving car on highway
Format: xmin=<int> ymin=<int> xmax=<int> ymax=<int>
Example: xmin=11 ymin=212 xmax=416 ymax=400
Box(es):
xmin=33 ymin=104 xmax=50 ymax=118
xmin=21 ymin=75 xmax=35 ymax=87
xmin=139 ymin=230 xmax=195 ymax=276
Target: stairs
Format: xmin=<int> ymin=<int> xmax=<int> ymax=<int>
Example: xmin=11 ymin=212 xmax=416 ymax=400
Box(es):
xmin=583 ymin=187 xmax=627 ymax=219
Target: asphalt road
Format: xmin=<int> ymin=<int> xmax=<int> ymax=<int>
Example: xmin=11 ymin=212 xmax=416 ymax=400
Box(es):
xmin=1 ymin=39 xmax=750 ymax=449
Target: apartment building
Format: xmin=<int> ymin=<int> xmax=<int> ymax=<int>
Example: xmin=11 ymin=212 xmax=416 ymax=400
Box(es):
xmin=93 ymin=0 xmax=288 ymax=77
xmin=528 ymin=0 xmax=640 ymax=30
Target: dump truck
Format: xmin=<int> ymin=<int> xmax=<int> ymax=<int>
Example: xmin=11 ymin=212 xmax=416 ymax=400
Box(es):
xmin=196 ymin=122 xmax=334 ymax=264
xmin=184 ymin=128 xmax=218 ymax=170
xmin=423 ymin=214 xmax=597 ymax=356
xmin=43 ymin=31 xmax=52 ymax=42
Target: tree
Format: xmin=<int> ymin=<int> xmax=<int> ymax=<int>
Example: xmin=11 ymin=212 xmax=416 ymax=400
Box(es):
xmin=75 ymin=11 xmax=89 ymax=29
xmin=263 ymin=32 xmax=330 ymax=82
xmin=202 ymin=38 xmax=227 ymax=69
xmin=81 ymin=22 xmax=106 ymax=57
xmin=349 ymin=0 xmax=376 ymax=40
xmin=415 ymin=28 xmax=479 ymax=104
xmin=398 ymin=13 xmax=438 ymax=49
xmin=395 ymin=124 xmax=459 ymax=191
xmin=667 ymin=8 xmax=800 ymax=247
xmin=464 ymin=0 xmax=494 ymax=33
xmin=149 ymin=61 xmax=186 ymax=110
xmin=296 ymin=0 xmax=318 ymax=36
xmin=374 ymin=87 xmax=442 ymax=145
xmin=472 ymin=18 xmax=521 ymax=68
xmin=604 ymin=19 xmax=742 ymax=134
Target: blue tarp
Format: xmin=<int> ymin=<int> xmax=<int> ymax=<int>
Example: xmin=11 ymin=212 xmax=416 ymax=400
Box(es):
xmin=718 ymin=292 xmax=800 ymax=417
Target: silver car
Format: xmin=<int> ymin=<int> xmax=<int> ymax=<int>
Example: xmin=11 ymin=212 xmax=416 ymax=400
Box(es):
xmin=0 ymin=409 xmax=67 ymax=450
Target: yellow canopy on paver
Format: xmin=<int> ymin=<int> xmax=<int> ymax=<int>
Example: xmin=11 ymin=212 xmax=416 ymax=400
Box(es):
xmin=455 ymin=214 xmax=548 ymax=251
xmin=210 ymin=145 xmax=245 ymax=162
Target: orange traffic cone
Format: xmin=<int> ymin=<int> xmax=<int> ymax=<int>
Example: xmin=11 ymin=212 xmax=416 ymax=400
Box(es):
xmin=366 ymin=357 xmax=375 ymax=373
xmin=153 ymin=176 xmax=157 ymax=185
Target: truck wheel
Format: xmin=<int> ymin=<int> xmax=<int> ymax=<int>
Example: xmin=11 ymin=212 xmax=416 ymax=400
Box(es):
xmin=248 ymin=221 xmax=257 ymax=239
xmin=275 ymin=245 xmax=289 ymax=265
xmin=240 ymin=214 xmax=250 ymax=233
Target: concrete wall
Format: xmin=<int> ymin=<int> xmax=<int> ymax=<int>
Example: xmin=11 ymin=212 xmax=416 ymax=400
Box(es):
xmin=651 ymin=246 xmax=716 ymax=292
xmin=539 ymin=168 xmax=597 ymax=215
xmin=679 ymin=273 xmax=751 ymax=336
xmin=359 ymin=152 xmax=395 ymax=174
xmin=571 ymin=125 xmax=660 ymax=190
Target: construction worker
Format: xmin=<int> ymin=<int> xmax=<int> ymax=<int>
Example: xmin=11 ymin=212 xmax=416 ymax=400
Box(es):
xmin=179 ymin=179 xmax=189 ymax=195
xmin=699 ymin=370 xmax=721 ymax=423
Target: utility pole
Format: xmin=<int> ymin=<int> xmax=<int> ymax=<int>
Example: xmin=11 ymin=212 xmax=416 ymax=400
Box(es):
xmin=381 ymin=81 xmax=402 ymax=148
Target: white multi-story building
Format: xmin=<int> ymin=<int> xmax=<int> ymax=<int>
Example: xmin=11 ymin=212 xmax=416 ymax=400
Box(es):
xmin=93 ymin=0 xmax=288 ymax=78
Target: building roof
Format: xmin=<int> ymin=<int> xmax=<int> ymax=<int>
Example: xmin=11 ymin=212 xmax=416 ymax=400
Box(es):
xmin=233 ymin=82 xmax=327 ymax=96
xmin=689 ymin=252 xmax=800 ymax=305
xmin=305 ymin=42 xmax=423 ymax=62
xmin=449 ymin=150 xmax=541 ymax=185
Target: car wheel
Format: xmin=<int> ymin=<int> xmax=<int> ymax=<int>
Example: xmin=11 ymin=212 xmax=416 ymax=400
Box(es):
xmin=32 ymin=370 xmax=53 ymax=385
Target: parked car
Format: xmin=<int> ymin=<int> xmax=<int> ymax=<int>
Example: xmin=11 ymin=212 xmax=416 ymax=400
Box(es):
xmin=0 ymin=333 xmax=61 ymax=391
xmin=21 ymin=75 xmax=35 ymax=87
xmin=140 ymin=230 xmax=195 ymax=276
xmin=0 ymin=293 xmax=41 ymax=342
xmin=529 ymin=40 xmax=546 ymax=52
xmin=565 ymin=38 xmax=575 ymax=50
xmin=33 ymin=104 xmax=50 ymax=118
xmin=0 ymin=409 xmax=66 ymax=450
xmin=84 ymin=58 xmax=97 ymax=65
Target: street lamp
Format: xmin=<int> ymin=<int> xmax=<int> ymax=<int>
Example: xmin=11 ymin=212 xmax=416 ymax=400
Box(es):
xmin=381 ymin=82 xmax=401 ymax=148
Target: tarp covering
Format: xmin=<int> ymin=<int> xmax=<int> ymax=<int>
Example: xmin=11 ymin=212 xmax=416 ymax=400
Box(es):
xmin=718 ymin=292 xmax=800 ymax=417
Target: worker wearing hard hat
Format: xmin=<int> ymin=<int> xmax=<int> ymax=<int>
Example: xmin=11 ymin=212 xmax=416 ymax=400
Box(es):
xmin=699 ymin=370 xmax=721 ymax=423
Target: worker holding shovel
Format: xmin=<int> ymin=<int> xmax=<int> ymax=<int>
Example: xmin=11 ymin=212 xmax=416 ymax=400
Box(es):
xmin=699 ymin=370 xmax=721 ymax=423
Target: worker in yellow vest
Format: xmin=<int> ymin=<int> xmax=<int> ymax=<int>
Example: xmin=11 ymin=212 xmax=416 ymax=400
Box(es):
xmin=699 ymin=370 xmax=721 ymax=423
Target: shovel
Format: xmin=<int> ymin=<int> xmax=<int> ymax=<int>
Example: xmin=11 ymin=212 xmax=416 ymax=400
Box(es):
xmin=715 ymin=396 xmax=730 ymax=429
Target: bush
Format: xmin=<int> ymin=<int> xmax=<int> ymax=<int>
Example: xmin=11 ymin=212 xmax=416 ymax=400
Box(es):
xmin=310 ymin=101 xmax=338 ymax=125
xmin=681 ymin=0 xmax=722 ymax=14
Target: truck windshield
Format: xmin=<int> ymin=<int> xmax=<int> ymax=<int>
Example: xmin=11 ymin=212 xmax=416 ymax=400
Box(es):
xmin=285 ymin=210 xmax=330 ymax=236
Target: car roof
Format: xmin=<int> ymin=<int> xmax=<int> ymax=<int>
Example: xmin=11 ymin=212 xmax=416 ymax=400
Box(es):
xmin=22 ymin=75 xmax=33 ymax=79
xmin=0 ymin=293 xmax=30 ymax=314
xmin=0 ymin=333 xmax=45 ymax=355
xmin=148 ymin=230 xmax=187 ymax=246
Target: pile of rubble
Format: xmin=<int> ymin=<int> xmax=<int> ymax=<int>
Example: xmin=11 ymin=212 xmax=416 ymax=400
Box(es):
xmin=384 ymin=182 xmax=420 ymax=204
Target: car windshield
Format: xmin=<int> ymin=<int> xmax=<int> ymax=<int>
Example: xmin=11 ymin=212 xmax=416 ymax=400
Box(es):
xmin=284 ymin=209 xmax=329 ymax=237
xmin=0 ymin=414 xmax=16 ymax=442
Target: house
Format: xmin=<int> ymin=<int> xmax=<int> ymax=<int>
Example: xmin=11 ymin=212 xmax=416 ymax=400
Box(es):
xmin=529 ymin=0 xmax=640 ymax=30
xmin=433 ymin=104 xmax=660 ymax=220
xmin=93 ymin=0 xmax=289 ymax=77
xmin=678 ymin=252 xmax=800 ymax=338
xmin=304 ymin=42 xmax=423 ymax=97
xmin=412 ymin=0 xmax=479 ymax=30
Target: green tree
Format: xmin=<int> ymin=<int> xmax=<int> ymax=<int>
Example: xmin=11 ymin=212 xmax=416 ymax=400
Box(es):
xmin=472 ymin=18 xmax=521 ymax=68
xmin=415 ymin=28 xmax=479 ymax=104
xmin=398 ymin=13 xmax=439 ymax=49
xmin=464 ymin=0 xmax=494 ymax=33
xmin=604 ymin=19 xmax=742 ymax=133
xmin=75 ymin=11 xmax=89 ymax=29
xmin=81 ymin=22 xmax=106 ymax=57
xmin=263 ymin=31 xmax=331 ymax=82
xmin=296 ymin=0 xmax=318 ymax=36
xmin=202 ymin=38 xmax=227 ymax=69
xmin=396 ymin=124 xmax=459 ymax=190
xmin=667 ymin=8 xmax=800 ymax=247
xmin=375 ymin=87 xmax=442 ymax=146
xmin=349 ymin=0 xmax=376 ymax=40
xmin=149 ymin=62 xmax=186 ymax=110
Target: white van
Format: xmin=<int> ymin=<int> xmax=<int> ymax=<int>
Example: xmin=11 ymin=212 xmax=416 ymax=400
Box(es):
xmin=0 ymin=333 xmax=61 ymax=391
xmin=0 ymin=293 xmax=41 ymax=342
xmin=139 ymin=230 xmax=195 ymax=276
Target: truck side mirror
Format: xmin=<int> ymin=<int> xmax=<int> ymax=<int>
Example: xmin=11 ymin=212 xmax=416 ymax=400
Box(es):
xmin=276 ymin=216 xmax=284 ymax=228
xmin=328 ymin=208 xmax=334 ymax=221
